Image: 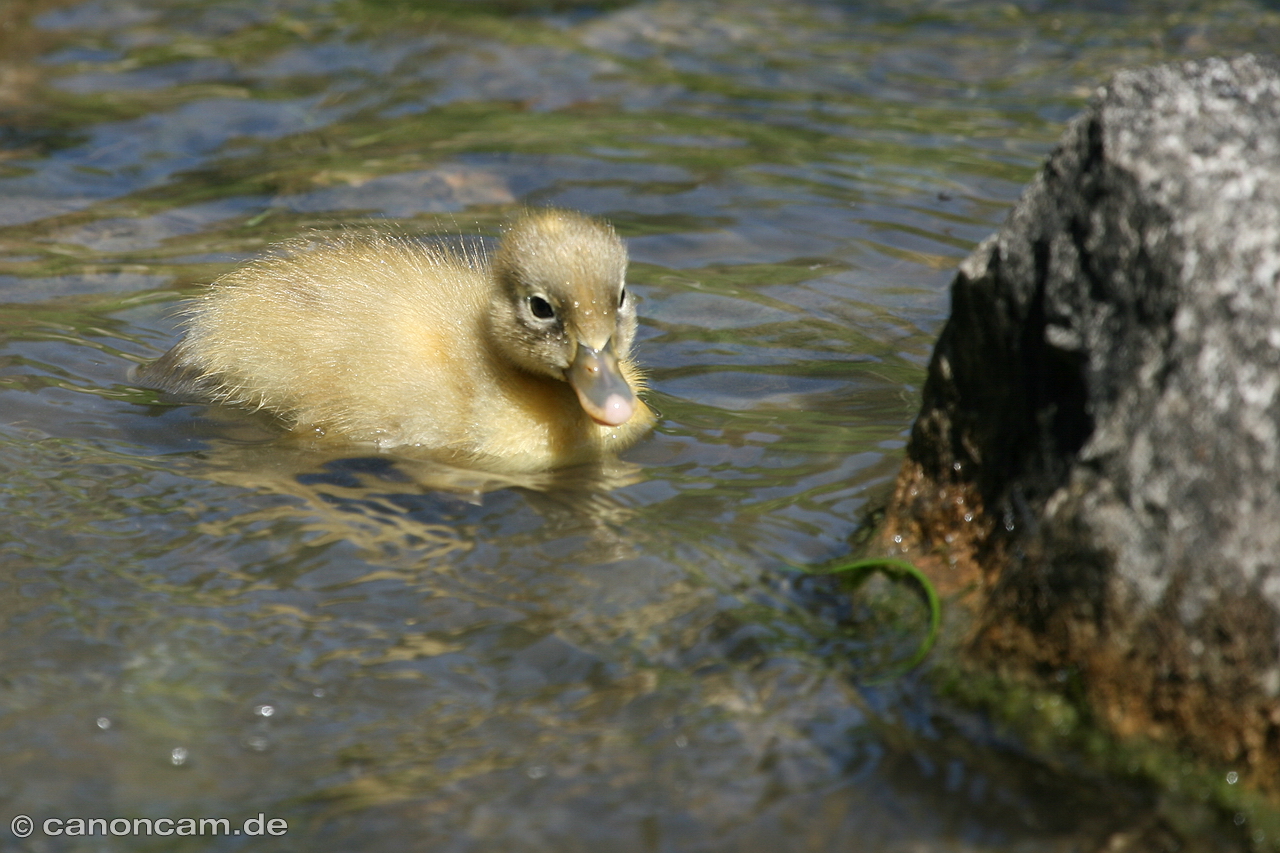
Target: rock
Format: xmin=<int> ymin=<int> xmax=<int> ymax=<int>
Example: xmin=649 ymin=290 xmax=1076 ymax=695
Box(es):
xmin=883 ymin=54 xmax=1280 ymax=797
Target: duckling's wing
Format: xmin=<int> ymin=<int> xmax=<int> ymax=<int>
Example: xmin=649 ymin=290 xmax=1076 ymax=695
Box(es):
xmin=132 ymin=343 xmax=222 ymax=402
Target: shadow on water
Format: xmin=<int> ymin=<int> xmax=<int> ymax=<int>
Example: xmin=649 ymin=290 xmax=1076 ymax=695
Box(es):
xmin=0 ymin=0 xmax=1276 ymax=849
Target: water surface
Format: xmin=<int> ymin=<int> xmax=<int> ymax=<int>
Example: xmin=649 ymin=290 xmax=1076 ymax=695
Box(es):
xmin=2 ymin=0 xmax=1277 ymax=850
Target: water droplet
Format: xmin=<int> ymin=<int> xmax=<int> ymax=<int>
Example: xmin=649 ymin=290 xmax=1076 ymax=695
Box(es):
xmin=254 ymin=704 xmax=275 ymax=718
xmin=674 ymin=735 xmax=688 ymax=748
xmin=170 ymin=747 xmax=189 ymax=767
xmin=526 ymin=765 xmax=547 ymax=779
xmin=246 ymin=736 xmax=270 ymax=752
xmin=963 ymin=512 xmax=973 ymax=523
xmin=95 ymin=717 xmax=111 ymax=730
xmin=1227 ymin=771 xmax=1239 ymax=785
xmin=312 ymin=687 xmax=326 ymax=698
xmin=1234 ymin=812 xmax=1246 ymax=826
xmin=893 ymin=534 xmax=902 ymax=544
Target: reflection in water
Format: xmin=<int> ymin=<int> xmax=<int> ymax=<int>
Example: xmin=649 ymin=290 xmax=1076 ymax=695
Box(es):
xmin=163 ymin=420 xmax=652 ymax=567
xmin=0 ymin=0 xmax=1273 ymax=849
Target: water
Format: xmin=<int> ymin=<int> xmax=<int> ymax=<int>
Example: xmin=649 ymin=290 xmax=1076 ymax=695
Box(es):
xmin=2 ymin=0 xmax=1277 ymax=850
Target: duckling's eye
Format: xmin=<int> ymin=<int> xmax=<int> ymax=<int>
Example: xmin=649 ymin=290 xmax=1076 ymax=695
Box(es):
xmin=618 ymin=287 xmax=628 ymax=309
xmin=528 ymin=295 xmax=555 ymax=320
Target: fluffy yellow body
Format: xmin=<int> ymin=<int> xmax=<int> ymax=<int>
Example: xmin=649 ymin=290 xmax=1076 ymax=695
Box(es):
xmin=138 ymin=211 xmax=655 ymax=472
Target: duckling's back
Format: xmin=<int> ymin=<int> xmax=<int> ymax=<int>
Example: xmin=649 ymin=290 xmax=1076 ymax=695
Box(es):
xmin=139 ymin=232 xmax=494 ymax=447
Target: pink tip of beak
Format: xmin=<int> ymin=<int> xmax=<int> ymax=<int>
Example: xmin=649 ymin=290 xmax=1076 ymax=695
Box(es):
xmin=594 ymin=392 xmax=634 ymax=427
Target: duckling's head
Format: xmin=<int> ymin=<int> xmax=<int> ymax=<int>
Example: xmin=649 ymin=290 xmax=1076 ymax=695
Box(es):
xmin=489 ymin=209 xmax=640 ymax=427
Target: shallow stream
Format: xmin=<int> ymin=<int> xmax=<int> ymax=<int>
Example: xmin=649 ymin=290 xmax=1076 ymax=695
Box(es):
xmin=2 ymin=1 xmax=1278 ymax=850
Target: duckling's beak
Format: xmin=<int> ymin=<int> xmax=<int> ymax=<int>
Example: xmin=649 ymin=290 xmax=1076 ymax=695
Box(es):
xmin=567 ymin=339 xmax=636 ymax=426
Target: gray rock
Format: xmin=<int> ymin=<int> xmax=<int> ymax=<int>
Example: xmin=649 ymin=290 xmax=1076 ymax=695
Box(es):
xmin=889 ymin=55 xmax=1280 ymax=791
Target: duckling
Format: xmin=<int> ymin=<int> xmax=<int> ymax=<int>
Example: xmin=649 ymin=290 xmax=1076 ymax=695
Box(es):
xmin=136 ymin=209 xmax=656 ymax=472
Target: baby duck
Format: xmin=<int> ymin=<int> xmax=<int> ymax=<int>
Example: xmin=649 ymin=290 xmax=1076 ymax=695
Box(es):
xmin=136 ymin=209 xmax=655 ymax=471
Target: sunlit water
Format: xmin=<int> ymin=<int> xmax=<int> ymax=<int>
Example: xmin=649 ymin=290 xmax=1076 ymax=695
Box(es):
xmin=1 ymin=1 xmax=1277 ymax=850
